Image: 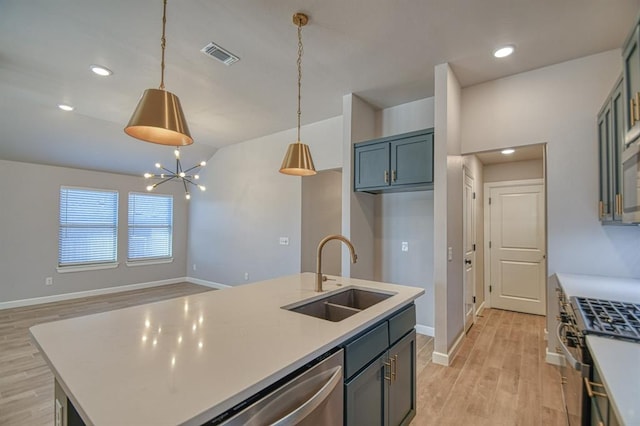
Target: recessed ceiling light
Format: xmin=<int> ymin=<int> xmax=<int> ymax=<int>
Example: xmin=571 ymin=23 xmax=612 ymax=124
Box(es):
xmin=58 ymin=104 xmax=74 ymax=112
xmin=493 ymin=45 xmax=515 ymax=58
xmin=90 ymin=64 xmax=113 ymax=76
xmin=501 ymin=148 xmax=515 ymax=155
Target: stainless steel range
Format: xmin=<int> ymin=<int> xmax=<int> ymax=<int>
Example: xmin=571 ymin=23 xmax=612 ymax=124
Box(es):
xmin=571 ymin=297 xmax=640 ymax=342
xmin=557 ymin=292 xmax=640 ymax=426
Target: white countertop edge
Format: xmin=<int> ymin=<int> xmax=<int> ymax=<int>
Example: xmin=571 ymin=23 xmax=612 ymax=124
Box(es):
xmin=184 ymin=292 xmax=422 ymax=425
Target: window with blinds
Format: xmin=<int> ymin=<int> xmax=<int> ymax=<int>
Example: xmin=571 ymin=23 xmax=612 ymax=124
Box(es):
xmin=128 ymin=193 xmax=173 ymax=261
xmin=59 ymin=187 xmax=119 ymax=267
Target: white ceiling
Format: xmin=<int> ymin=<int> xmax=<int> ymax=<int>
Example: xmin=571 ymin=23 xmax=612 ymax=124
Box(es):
xmin=1 ymin=0 xmax=639 ymax=175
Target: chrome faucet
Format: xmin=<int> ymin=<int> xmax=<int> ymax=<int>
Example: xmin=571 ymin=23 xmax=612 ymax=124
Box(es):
xmin=316 ymin=234 xmax=358 ymax=292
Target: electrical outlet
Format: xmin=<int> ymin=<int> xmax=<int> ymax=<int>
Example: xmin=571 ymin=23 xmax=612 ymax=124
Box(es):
xmin=192 ymin=264 xmax=196 ymax=271
xmin=279 ymin=237 xmax=289 ymax=246
xmin=401 ymin=241 xmax=409 ymax=252
xmin=244 ymin=272 xmax=249 ymax=281
xmin=45 ymin=277 xmax=53 ymax=286
xmin=447 ymin=247 xmax=453 ymax=262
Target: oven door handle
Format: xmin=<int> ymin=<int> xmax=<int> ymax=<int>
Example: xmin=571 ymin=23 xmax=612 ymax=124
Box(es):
xmin=556 ymin=322 xmax=582 ymax=371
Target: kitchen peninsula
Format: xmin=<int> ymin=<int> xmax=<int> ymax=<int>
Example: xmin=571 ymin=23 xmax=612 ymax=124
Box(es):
xmin=30 ymin=273 xmax=424 ymax=425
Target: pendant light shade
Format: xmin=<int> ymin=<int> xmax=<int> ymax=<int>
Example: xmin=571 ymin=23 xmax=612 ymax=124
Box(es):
xmin=124 ymin=0 xmax=193 ymax=146
xmin=279 ymin=13 xmax=316 ymax=176
xmin=280 ymin=141 xmax=316 ymax=176
xmin=125 ymin=89 xmax=192 ymax=146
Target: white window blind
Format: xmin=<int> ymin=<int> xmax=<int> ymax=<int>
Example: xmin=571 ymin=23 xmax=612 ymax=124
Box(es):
xmin=128 ymin=193 xmax=173 ymax=261
xmin=59 ymin=187 xmax=119 ymax=267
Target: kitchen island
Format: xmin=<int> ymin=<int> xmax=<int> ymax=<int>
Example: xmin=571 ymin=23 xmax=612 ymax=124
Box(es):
xmin=30 ymin=273 xmax=424 ymax=425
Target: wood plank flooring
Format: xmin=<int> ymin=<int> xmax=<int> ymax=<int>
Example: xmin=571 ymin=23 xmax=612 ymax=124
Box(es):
xmin=412 ymin=309 xmax=567 ymax=426
xmin=0 ymin=283 xmax=211 ymax=425
xmin=1 ymin=285 xmax=566 ymax=425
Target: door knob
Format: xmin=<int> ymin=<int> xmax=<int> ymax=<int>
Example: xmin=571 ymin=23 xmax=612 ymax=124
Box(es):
xmin=465 ymin=259 xmax=472 ymax=265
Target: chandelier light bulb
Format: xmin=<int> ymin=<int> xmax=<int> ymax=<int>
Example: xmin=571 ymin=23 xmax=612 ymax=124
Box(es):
xmin=185 ymin=193 xmax=191 ymax=200
xmin=200 ymin=161 xmax=206 ymax=166
xmin=144 ymin=173 xmax=153 ymax=179
xmin=155 ymin=163 xmax=162 ymax=169
xmin=179 ymin=172 xmax=186 ymax=178
xmin=174 ymin=149 xmax=180 ymax=158
xmin=146 ymin=185 xmax=154 ymax=191
xmin=194 ymin=175 xmax=200 ymax=180
xmin=143 ymin=148 xmax=207 ymax=200
xmin=199 ymin=185 xmax=206 ymax=191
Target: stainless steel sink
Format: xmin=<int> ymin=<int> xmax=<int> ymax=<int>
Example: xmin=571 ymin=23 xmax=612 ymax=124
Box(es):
xmin=285 ymin=288 xmax=395 ymax=322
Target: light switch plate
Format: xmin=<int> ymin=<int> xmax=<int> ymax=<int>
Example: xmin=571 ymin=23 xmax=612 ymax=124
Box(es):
xmin=401 ymin=241 xmax=409 ymax=252
xmin=448 ymin=247 xmax=453 ymax=261
xmin=279 ymin=237 xmax=289 ymax=246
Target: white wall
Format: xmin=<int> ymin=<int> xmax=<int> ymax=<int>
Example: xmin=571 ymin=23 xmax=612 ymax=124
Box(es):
xmin=0 ymin=159 xmax=189 ymax=304
xmin=483 ymin=159 xmax=544 ymax=182
xmin=188 ymin=116 xmax=342 ymax=286
xmin=433 ymin=63 xmax=465 ymax=363
xmin=301 ymin=170 xmax=342 ymax=275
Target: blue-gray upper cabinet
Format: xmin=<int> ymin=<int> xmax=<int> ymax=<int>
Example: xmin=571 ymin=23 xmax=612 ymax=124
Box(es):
xmin=623 ymin=24 xmax=640 ymax=145
xmin=597 ymin=77 xmax=625 ymax=223
xmin=354 ymin=129 xmax=434 ymax=193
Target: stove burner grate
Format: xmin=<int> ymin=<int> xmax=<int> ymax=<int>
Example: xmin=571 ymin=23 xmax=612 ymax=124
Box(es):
xmin=571 ymin=297 xmax=640 ymax=343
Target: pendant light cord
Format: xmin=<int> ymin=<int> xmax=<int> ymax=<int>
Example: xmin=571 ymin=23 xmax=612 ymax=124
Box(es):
xmin=159 ymin=0 xmax=167 ymax=90
xmin=296 ymin=22 xmax=303 ymax=143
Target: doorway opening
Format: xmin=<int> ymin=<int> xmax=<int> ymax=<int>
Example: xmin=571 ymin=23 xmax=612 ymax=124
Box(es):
xmin=462 ymin=143 xmax=547 ymax=318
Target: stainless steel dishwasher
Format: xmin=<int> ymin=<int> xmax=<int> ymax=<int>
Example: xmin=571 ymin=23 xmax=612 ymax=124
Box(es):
xmin=216 ymin=348 xmax=344 ymax=425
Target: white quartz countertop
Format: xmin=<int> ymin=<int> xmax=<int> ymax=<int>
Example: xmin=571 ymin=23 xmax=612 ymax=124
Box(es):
xmin=30 ymin=273 xmax=424 ymax=425
xmin=556 ymin=273 xmax=640 ymax=425
xmin=586 ymin=336 xmax=640 ymax=426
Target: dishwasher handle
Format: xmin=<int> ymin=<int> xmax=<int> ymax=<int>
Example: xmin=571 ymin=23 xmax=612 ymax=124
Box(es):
xmin=271 ymin=365 xmax=342 ymax=425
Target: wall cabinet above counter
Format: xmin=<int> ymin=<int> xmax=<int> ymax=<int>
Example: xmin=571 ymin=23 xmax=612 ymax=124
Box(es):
xmin=354 ymin=129 xmax=434 ymax=194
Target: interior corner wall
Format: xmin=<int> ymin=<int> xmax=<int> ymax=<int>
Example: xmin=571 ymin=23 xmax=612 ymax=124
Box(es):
xmin=342 ymin=94 xmax=377 ymax=280
xmin=374 ymin=97 xmax=436 ymax=330
xmin=434 ymin=63 xmax=464 ymax=362
xmin=460 ymin=49 xmax=640 ymax=356
xmin=0 ymin=159 xmax=188 ymax=304
xmin=483 ymin=159 xmax=544 ymax=182
xmin=188 ymin=116 xmax=342 ymax=286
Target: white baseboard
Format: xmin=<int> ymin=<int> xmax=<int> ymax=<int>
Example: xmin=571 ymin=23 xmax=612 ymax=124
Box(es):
xmin=0 ymin=277 xmax=188 ymax=310
xmin=415 ymin=324 xmax=435 ymax=337
xmin=186 ymin=277 xmax=230 ymax=290
xmin=475 ymin=301 xmax=486 ymax=317
xmin=545 ymin=348 xmax=566 ymax=366
xmin=432 ymin=331 xmax=465 ymax=366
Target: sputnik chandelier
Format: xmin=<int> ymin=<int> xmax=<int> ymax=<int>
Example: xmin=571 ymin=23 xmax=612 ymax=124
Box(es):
xmin=144 ymin=148 xmax=206 ymax=200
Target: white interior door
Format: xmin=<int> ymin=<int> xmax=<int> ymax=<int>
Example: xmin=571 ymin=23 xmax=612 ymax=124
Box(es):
xmin=463 ymin=168 xmax=475 ymax=332
xmin=487 ymin=181 xmax=546 ymax=315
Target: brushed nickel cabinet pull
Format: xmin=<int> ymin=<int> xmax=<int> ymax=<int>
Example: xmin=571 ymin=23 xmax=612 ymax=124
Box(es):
xmin=584 ymin=377 xmax=607 ymax=398
xmin=616 ymin=194 xmax=623 ymax=216
xmin=392 ymin=354 xmax=398 ymax=381
xmin=631 ymin=98 xmax=636 ymax=127
xmin=392 ymin=170 xmax=397 ymax=182
xmin=635 ymin=92 xmax=640 ymax=122
xmin=384 ymin=170 xmax=389 ymax=184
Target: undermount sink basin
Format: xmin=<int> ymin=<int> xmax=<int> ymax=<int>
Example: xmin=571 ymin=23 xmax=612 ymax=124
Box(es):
xmin=285 ymin=288 xmax=395 ymax=322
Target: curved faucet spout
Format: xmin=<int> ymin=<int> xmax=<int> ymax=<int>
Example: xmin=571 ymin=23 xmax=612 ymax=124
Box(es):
xmin=316 ymin=234 xmax=358 ymax=292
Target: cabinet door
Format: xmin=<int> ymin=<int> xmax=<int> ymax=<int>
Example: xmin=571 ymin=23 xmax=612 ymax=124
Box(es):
xmin=611 ymin=80 xmax=625 ymax=221
xmin=623 ymin=25 xmax=640 ymax=144
xmin=598 ymin=103 xmax=612 ymax=221
xmin=388 ymin=331 xmax=416 ymax=426
xmin=345 ymin=353 xmax=388 ymax=426
xmin=390 ymin=133 xmax=433 ymax=187
xmin=354 ymin=143 xmax=390 ymax=190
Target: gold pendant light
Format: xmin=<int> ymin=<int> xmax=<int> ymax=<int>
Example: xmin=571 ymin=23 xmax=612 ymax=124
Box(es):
xmin=124 ymin=0 xmax=193 ymax=146
xmin=279 ymin=13 xmax=316 ymax=176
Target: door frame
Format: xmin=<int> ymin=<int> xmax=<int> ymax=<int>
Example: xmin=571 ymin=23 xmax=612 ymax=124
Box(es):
xmin=463 ymin=166 xmax=476 ymax=332
xmin=483 ymin=178 xmax=547 ymax=312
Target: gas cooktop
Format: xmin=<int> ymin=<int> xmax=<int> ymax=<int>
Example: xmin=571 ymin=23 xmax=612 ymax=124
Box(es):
xmin=571 ymin=297 xmax=640 ymax=343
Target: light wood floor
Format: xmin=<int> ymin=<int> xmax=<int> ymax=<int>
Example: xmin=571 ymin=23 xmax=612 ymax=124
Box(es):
xmin=1 ymin=285 xmax=566 ymax=425
xmin=413 ymin=309 xmax=567 ymax=426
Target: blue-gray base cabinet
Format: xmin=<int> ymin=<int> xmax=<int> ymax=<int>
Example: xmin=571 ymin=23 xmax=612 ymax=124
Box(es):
xmin=343 ymin=304 xmax=417 ymax=426
xmin=354 ymin=129 xmax=433 ymax=194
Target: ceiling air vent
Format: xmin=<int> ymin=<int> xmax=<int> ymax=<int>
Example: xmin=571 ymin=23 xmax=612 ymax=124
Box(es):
xmin=200 ymin=42 xmax=239 ymax=65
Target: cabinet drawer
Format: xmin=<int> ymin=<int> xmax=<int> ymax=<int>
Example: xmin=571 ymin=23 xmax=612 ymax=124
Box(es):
xmin=389 ymin=304 xmax=416 ymax=345
xmin=344 ymin=321 xmax=389 ymax=378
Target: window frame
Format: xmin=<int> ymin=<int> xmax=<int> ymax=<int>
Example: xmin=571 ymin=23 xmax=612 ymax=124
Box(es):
xmin=58 ymin=186 xmax=119 ymax=272
xmin=127 ymin=192 xmax=174 ymax=265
